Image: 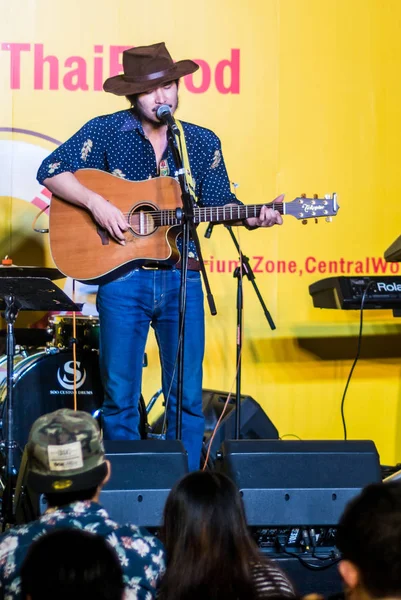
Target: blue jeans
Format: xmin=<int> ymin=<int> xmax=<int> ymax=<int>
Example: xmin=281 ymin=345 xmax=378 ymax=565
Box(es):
xmin=96 ymin=268 xmax=205 ymax=471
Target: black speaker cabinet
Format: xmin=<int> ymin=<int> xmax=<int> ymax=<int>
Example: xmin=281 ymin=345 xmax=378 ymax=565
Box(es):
xmin=15 ymin=439 xmax=188 ymax=528
xmin=216 ymin=439 xmax=381 ymax=526
xmin=202 ymin=389 xmax=279 ymax=462
xmin=100 ymin=440 xmax=188 ymax=527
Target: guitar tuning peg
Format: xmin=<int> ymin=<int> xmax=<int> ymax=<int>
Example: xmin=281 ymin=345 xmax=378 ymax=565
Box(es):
xmin=302 ymin=219 xmax=308 ymax=225
xmin=301 ymin=193 xmax=306 ymax=198
xmin=325 ymin=217 xmax=332 ymax=223
xmin=314 ymin=218 xmax=318 ymax=224
xmin=313 ymin=194 xmax=318 ymax=199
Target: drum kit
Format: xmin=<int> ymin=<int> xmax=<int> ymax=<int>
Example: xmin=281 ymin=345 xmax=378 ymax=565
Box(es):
xmin=0 ymin=265 xmax=153 ymax=524
xmin=0 ymin=321 xmax=104 ymax=462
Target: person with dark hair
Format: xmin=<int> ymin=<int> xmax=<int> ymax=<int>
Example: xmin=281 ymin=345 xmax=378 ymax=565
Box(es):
xmin=335 ymin=481 xmax=401 ymax=600
xmin=158 ymin=470 xmax=295 ymax=600
xmin=0 ymin=409 xmax=165 ymax=600
xmin=20 ymin=529 xmax=124 ymax=600
xmin=36 ymin=41 xmax=283 ymax=472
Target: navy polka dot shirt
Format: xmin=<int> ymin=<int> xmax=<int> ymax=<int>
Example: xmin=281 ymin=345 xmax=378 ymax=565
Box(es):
xmin=37 ymin=109 xmax=240 ymax=259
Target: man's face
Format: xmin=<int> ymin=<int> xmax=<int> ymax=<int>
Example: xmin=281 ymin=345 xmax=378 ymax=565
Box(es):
xmin=135 ymin=81 xmax=178 ymax=127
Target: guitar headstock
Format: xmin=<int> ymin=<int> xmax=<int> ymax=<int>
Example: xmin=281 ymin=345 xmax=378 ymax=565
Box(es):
xmin=283 ymin=193 xmax=339 ymax=222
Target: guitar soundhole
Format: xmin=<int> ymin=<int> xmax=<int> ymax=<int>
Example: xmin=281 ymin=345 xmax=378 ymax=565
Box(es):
xmin=128 ymin=203 xmax=158 ymax=237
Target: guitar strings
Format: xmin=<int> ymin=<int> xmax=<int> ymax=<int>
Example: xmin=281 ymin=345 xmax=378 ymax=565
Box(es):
xmin=120 ymin=203 xmax=284 ymax=215
xmin=119 ymin=203 xmax=285 ymax=224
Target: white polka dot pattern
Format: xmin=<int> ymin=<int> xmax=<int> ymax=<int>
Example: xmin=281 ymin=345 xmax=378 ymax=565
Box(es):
xmin=37 ymin=109 xmax=242 ymax=257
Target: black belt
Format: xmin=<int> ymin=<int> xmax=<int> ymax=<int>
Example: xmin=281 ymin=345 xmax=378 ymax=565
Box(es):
xmin=142 ymin=258 xmax=201 ymax=272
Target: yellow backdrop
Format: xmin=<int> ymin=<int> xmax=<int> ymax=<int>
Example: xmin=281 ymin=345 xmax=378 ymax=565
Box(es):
xmin=1 ymin=0 xmax=401 ymax=464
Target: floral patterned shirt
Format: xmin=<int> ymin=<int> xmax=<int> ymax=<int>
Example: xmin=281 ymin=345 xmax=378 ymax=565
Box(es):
xmin=36 ymin=109 xmax=241 ymax=259
xmin=0 ymin=501 xmax=165 ymax=600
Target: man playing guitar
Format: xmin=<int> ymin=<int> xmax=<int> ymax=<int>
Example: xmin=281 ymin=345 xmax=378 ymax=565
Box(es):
xmin=37 ymin=42 xmax=283 ymax=471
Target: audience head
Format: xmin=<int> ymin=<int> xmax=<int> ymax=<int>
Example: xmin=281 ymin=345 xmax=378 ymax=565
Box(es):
xmin=20 ymin=528 xmax=124 ymax=600
xmin=159 ymin=470 xmax=260 ymax=600
xmin=161 ymin=469 xmax=255 ymax=557
xmin=26 ymin=409 xmax=110 ymax=507
xmin=336 ymin=482 xmax=401 ymax=600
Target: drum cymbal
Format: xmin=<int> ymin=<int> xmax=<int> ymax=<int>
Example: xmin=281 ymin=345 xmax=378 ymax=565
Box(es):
xmin=0 ymin=265 xmax=64 ymax=280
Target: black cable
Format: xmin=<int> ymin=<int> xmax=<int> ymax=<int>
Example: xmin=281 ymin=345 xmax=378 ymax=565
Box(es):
xmin=312 ymin=549 xmax=339 ymax=561
xmin=275 ymin=529 xmax=341 ymax=572
xmin=308 ymin=527 xmax=339 ymax=561
xmin=277 ymin=546 xmax=340 ymax=571
xmin=340 ymin=281 xmax=376 ymax=440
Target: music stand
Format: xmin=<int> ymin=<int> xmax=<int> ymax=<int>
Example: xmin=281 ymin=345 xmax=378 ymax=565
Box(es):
xmin=0 ymin=271 xmax=82 ymax=527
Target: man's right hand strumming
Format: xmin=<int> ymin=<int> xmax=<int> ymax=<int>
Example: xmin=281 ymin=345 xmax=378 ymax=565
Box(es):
xmin=86 ymin=194 xmax=128 ymax=245
xmin=43 ymin=172 xmax=128 ymax=245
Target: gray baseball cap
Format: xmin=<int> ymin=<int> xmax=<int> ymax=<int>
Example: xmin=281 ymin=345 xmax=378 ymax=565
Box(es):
xmin=26 ymin=409 xmax=107 ymax=494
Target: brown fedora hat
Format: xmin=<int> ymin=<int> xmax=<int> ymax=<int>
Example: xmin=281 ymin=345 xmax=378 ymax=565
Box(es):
xmin=103 ymin=42 xmax=199 ymax=96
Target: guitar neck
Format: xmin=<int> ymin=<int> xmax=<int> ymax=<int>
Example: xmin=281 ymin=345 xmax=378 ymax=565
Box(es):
xmin=151 ymin=203 xmax=281 ymax=227
xmin=131 ymin=194 xmax=335 ymax=228
xmin=193 ymin=203 xmax=281 ymax=224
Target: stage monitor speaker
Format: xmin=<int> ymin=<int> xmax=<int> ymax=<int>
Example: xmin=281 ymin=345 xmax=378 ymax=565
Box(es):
xmin=216 ymin=439 xmax=381 ymax=526
xmin=202 ymin=389 xmax=279 ymax=462
xmin=15 ymin=440 xmax=188 ymax=528
xmin=100 ymin=440 xmax=188 ymax=527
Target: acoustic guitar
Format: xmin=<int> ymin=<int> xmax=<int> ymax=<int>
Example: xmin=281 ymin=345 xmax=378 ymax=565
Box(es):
xmin=49 ymin=169 xmax=339 ymax=284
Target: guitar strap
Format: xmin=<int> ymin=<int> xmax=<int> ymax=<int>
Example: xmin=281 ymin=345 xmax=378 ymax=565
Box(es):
xmin=175 ymin=120 xmax=198 ymax=204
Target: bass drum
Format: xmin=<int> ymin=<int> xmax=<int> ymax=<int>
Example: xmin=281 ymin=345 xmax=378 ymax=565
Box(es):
xmin=0 ymin=349 xmax=149 ymax=467
xmin=0 ymin=351 xmax=29 ymax=383
xmin=0 ymin=349 xmax=104 ymax=465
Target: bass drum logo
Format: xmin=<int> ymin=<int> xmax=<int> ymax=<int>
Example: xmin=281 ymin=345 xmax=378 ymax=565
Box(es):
xmin=57 ymin=360 xmax=87 ymax=390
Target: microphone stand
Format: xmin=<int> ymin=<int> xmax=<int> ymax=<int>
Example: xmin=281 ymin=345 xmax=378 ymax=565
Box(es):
xmin=2 ymin=295 xmax=20 ymax=528
xmin=225 ymin=225 xmax=276 ymax=439
xmin=166 ymin=127 xmax=216 ymax=442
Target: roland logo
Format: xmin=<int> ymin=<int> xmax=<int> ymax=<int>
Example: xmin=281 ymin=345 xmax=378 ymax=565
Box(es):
xmin=377 ymin=282 xmax=401 ymax=292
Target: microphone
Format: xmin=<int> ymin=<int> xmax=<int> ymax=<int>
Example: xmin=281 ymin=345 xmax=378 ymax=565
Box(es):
xmin=156 ymin=105 xmax=180 ymax=136
xmin=204 ymin=223 xmax=214 ymax=238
